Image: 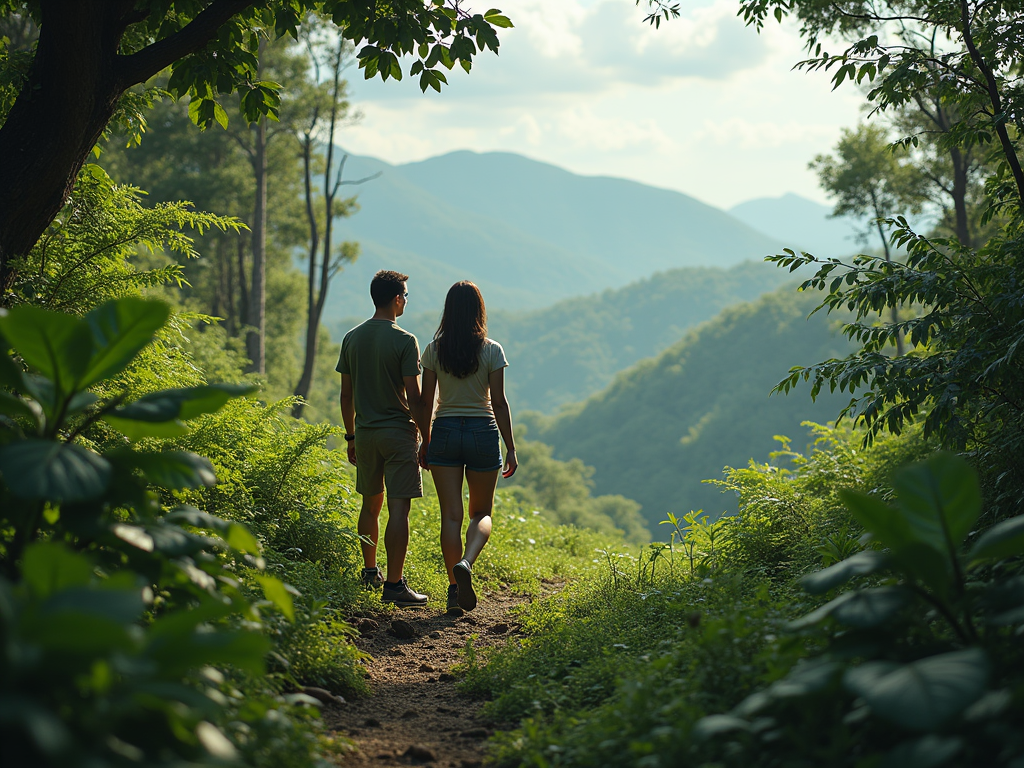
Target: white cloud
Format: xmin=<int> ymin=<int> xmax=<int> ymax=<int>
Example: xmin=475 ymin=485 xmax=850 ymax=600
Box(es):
xmin=339 ymin=0 xmax=864 ymax=207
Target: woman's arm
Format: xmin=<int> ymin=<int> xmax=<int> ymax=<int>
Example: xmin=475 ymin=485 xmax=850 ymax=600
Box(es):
xmin=489 ymin=367 xmax=517 ymax=478
xmin=419 ymin=368 xmax=438 ymax=468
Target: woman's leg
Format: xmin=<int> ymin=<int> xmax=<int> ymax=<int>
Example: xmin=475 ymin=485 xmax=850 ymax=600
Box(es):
xmin=431 ymin=465 xmax=466 ymax=584
xmin=463 ymin=469 xmax=498 ymax=565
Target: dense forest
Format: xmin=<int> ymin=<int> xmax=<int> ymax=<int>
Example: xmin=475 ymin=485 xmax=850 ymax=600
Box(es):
xmin=523 ymin=285 xmax=854 ymax=527
xmin=3 ymin=1 xmax=1024 ymax=768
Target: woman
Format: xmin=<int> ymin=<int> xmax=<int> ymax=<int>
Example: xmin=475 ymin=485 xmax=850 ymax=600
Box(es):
xmin=420 ymin=281 xmax=517 ymax=613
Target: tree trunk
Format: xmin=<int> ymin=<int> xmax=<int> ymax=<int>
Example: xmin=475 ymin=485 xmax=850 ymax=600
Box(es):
xmin=292 ymin=138 xmax=320 ymax=418
xmin=292 ymin=42 xmax=347 ymax=418
xmin=949 ymin=145 xmax=972 ymax=248
xmin=236 ymin=235 xmax=249 ymax=337
xmin=0 ymin=4 xmax=130 ymax=298
xmin=0 ymin=0 xmax=256 ymax=299
xmin=245 ymin=114 xmax=268 ymax=374
xmin=874 ymin=204 xmax=905 ymax=357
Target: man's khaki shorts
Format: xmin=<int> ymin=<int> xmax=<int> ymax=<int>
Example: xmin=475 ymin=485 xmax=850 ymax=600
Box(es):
xmin=354 ymin=424 xmax=422 ymax=499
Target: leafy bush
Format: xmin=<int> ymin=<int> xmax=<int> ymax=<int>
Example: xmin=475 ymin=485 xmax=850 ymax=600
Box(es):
xmin=0 ymin=297 xmax=335 ymax=767
xmin=693 ymin=453 xmax=1024 ymax=767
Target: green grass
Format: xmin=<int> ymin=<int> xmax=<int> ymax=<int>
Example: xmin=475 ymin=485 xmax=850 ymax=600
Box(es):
xmin=359 ymin=472 xmax=630 ymax=612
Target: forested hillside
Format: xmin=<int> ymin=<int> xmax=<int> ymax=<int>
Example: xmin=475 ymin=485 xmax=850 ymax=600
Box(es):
xmin=524 ymin=285 xmax=853 ymax=526
xmin=322 ymin=150 xmax=785 ymax=316
xmin=337 ymin=260 xmax=792 ymax=413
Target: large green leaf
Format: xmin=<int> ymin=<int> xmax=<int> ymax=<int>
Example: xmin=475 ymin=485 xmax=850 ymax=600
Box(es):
xmin=256 ymin=575 xmax=295 ymax=621
xmin=844 ymin=648 xmax=989 ymax=731
xmin=968 ymin=515 xmax=1024 ymax=565
xmin=0 ymin=391 xmax=43 ymax=426
xmin=21 ymin=542 xmax=95 ymax=597
xmin=891 ymin=541 xmax=954 ymax=598
xmin=801 ymin=549 xmax=890 ymax=594
xmin=0 ymin=305 xmax=92 ymax=396
xmin=893 ymin=453 xmax=981 ymax=552
xmin=104 ymin=383 xmax=258 ymax=440
xmin=163 ymin=506 xmax=260 ymax=553
xmin=102 ymin=414 xmax=189 ymax=441
xmin=839 ymin=489 xmax=916 ymax=551
xmin=108 ymin=449 xmax=217 ymax=490
xmin=0 ymin=439 xmax=110 ymax=501
xmin=831 ymin=587 xmax=910 ymax=628
xmin=789 ymin=587 xmax=909 ymax=630
xmin=878 ymin=735 xmax=963 ymax=768
xmin=0 ymin=337 xmax=27 ymax=390
xmin=42 ymin=587 xmax=146 ymax=626
xmin=0 ymin=697 xmax=72 ymax=756
xmin=79 ymin=298 xmax=170 ymax=389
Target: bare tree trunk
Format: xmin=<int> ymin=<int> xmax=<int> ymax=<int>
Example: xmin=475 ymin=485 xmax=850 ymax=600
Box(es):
xmin=874 ymin=205 xmax=905 ymax=356
xmin=293 ymin=138 xmax=321 ymax=418
xmin=293 ymin=41 xmax=353 ymax=418
xmin=225 ymin=236 xmax=237 ymax=336
xmin=949 ymin=145 xmax=972 ymax=248
xmin=236 ymin=235 xmax=249 ymax=337
xmin=245 ymin=53 xmax=268 ymax=375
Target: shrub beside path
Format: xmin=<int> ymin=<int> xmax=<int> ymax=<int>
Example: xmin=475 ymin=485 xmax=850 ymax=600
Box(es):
xmin=324 ymin=587 xmax=547 ymax=767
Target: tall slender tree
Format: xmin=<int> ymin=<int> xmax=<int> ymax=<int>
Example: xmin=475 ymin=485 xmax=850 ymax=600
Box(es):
xmin=812 ymin=124 xmax=924 ymax=355
xmin=291 ymin=30 xmax=375 ymax=417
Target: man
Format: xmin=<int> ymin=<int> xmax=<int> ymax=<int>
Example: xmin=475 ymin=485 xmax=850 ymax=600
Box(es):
xmin=338 ymin=270 xmax=431 ymax=606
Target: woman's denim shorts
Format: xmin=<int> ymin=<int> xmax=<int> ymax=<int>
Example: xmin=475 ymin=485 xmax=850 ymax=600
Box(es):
xmin=427 ymin=416 xmax=502 ymax=472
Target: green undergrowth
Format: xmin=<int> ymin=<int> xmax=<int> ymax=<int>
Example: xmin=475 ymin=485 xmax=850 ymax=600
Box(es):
xmin=162 ymin=394 xmax=625 ymax=699
xmin=468 ymin=422 xmax=948 ymax=767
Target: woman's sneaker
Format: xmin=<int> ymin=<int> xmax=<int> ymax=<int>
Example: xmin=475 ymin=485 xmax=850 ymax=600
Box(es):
xmin=452 ymin=559 xmax=477 ymax=611
xmin=360 ymin=566 xmax=384 ymax=589
xmin=381 ymin=577 xmax=428 ymax=607
xmin=446 ymin=584 xmax=464 ymax=615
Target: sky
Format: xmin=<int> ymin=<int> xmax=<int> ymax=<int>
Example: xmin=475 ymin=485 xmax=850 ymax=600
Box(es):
xmin=340 ymin=0 xmax=864 ymax=210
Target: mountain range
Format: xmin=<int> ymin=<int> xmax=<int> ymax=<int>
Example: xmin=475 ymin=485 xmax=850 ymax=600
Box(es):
xmin=387 ymin=260 xmax=794 ymax=413
xmin=728 ymin=193 xmax=864 ymax=257
xmin=325 ymin=150 xmax=786 ymax=320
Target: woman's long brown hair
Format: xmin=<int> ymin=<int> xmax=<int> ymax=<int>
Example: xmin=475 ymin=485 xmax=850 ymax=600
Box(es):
xmin=434 ymin=281 xmax=487 ymax=379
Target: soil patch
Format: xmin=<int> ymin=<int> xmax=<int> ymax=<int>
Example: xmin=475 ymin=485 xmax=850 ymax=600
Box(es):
xmin=322 ymin=588 xmax=542 ymax=767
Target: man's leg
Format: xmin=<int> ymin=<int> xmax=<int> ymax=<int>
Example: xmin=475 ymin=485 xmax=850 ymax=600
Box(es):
xmin=383 ymin=495 xmax=412 ymax=583
xmin=358 ymin=492 xmax=384 ymax=570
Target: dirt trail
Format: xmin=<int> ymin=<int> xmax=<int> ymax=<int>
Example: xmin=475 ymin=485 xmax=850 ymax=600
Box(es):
xmin=323 ymin=588 xmax=541 ymax=767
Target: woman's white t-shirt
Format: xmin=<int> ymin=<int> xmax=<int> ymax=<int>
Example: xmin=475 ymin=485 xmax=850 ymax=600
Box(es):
xmin=420 ymin=338 xmax=508 ymax=418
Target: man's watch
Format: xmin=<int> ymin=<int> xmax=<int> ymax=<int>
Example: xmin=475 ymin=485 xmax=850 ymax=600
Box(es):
xmin=344 ymin=433 xmax=356 ymax=442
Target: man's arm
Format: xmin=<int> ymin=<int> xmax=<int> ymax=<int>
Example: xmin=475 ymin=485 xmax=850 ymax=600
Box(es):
xmin=404 ymin=375 xmax=431 ymax=444
xmin=340 ymin=374 xmax=357 ymax=465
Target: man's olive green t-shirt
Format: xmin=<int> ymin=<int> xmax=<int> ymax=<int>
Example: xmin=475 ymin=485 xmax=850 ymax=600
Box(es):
xmin=336 ymin=320 xmax=421 ymax=429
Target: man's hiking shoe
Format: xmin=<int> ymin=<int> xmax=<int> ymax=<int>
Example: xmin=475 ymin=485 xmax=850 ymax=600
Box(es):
xmin=381 ymin=577 xmax=428 ymax=607
xmin=360 ymin=567 xmax=384 ymax=589
xmin=453 ymin=559 xmax=477 ymax=611
xmin=446 ymin=584 xmax=464 ymax=615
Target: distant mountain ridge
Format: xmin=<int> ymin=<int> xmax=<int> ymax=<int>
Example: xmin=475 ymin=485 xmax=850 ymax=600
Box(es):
xmin=728 ymin=193 xmax=863 ymax=257
xmin=325 ymin=150 xmax=786 ymax=321
xmin=523 ymin=285 xmax=854 ymax=529
xmin=345 ymin=260 xmax=795 ymax=414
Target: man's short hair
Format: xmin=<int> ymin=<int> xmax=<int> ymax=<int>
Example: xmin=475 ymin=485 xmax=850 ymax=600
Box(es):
xmin=370 ymin=270 xmax=409 ymax=308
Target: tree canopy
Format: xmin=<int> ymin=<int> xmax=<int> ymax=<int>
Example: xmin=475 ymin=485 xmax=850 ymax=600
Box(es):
xmin=0 ymin=1 xmax=511 ymax=295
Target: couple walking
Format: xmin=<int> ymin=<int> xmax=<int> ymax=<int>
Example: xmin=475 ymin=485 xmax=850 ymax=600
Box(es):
xmin=338 ymin=270 xmax=518 ymax=613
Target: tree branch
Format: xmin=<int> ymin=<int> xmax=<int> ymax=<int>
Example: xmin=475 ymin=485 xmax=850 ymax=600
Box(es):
xmin=958 ymin=0 xmax=1024 ymax=204
xmin=116 ymin=0 xmax=256 ymax=86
